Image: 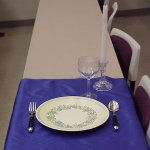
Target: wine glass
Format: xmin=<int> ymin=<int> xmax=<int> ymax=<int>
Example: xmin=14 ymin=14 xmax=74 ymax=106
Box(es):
xmin=78 ymin=56 xmax=99 ymax=99
xmin=93 ymin=61 xmax=112 ymax=91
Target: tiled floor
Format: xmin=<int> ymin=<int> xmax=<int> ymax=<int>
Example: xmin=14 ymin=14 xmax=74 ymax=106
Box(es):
xmin=0 ymin=15 xmax=150 ymax=150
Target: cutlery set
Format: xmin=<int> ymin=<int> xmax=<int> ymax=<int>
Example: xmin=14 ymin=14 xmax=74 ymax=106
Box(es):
xmin=28 ymin=100 xmax=119 ymax=132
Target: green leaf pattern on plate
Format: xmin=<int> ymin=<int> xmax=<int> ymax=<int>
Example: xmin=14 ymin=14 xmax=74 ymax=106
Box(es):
xmin=46 ymin=104 xmax=97 ymax=128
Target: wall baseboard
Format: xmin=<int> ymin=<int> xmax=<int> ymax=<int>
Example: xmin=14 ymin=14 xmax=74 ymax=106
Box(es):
xmin=116 ymin=7 xmax=150 ymax=17
xmin=0 ymin=19 xmax=35 ymax=28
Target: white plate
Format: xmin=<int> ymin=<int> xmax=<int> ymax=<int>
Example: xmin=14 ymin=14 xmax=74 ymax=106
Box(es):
xmin=36 ymin=96 xmax=109 ymax=131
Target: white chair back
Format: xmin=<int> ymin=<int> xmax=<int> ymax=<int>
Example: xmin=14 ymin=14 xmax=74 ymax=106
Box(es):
xmin=139 ymin=75 xmax=150 ymax=147
xmin=147 ymin=123 xmax=150 ymax=147
xmin=108 ymin=2 xmax=118 ymax=33
xmin=139 ymin=75 xmax=150 ymax=97
xmin=110 ymin=28 xmax=141 ymax=82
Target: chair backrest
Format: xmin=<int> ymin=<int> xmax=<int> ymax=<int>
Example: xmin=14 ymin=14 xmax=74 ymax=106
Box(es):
xmin=99 ymin=1 xmax=117 ymax=31
xmin=134 ymin=75 xmax=150 ymax=133
xmin=107 ymin=2 xmax=118 ymax=33
xmin=147 ymin=123 xmax=150 ymax=146
xmin=110 ymin=28 xmax=141 ymax=89
xmin=98 ymin=0 xmax=104 ymax=11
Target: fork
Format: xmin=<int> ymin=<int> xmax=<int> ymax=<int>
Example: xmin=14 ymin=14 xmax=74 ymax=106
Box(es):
xmin=28 ymin=102 xmax=36 ymax=133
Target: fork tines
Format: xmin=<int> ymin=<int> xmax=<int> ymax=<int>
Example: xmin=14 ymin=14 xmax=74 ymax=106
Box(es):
xmin=29 ymin=102 xmax=36 ymax=114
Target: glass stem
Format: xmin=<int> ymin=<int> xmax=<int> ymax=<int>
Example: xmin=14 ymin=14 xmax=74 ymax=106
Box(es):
xmin=101 ymin=70 xmax=106 ymax=81
xmin=87 ymin=78 xmax=91 ymax=97
xmin=101 ymin=71 xmax=103 ymax=77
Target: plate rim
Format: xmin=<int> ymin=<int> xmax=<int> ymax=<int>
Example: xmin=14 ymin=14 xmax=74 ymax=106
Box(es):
xmin=36 ymin=96 xmax=109 ymax=132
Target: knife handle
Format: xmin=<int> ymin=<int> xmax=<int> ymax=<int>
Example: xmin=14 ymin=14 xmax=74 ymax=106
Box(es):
xmin=28 ymin=115 xmax=34 ymax=133
xmin=113 ymin=113 xmax=119 ymax=130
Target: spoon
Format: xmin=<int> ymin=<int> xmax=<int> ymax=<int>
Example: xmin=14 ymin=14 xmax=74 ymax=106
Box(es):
xmin=108 ymin=100 xmax=119 ymax=130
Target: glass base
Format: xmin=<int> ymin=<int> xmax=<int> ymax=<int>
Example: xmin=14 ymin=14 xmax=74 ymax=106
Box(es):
xmin=93 ymin=77 xmax=112 ymax=91
xmin=81 ymin=93 xmax=97 ymax=100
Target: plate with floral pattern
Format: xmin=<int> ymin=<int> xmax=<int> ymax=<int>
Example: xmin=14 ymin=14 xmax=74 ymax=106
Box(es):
xmin=36 ymin=96 xmax=109 ymax=131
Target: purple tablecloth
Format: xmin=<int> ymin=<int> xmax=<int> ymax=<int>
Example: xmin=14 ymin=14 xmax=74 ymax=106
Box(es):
xmin=4 ymin=77 xmax=149 ymax=150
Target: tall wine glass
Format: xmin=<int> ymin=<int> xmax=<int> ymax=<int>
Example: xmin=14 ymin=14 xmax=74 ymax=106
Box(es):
xmin=78 ymin=56 xmax=99 ymax=99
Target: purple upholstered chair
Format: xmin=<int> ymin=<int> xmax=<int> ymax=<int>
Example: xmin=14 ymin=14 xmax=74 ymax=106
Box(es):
xmin=99 ymin=1 xmax=118 ymax=32
xmin=110 ymin=28 xmax=140 ymax=92
xmin=134 ymin=75 xmax=150 ymax=146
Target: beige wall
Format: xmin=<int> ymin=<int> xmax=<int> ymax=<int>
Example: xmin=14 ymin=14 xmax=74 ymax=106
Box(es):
xmin=0 ymin=0 xmax=40 ymax=21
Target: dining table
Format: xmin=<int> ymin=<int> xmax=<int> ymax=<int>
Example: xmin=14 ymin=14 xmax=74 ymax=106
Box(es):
xmin=4 ymin=0 xmax=150 ymax=150
xmin=23 ymin=0 xmax=122 ymax=79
